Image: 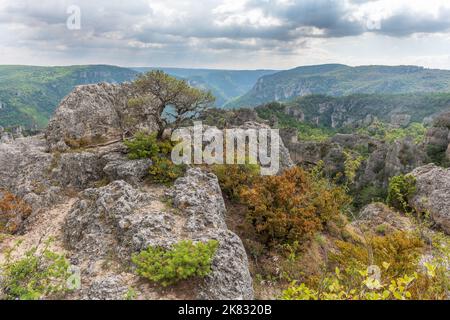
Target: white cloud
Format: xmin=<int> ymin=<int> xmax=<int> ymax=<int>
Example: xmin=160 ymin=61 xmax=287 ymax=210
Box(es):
xmin=0 ymin=0 xmax=450 ymax=68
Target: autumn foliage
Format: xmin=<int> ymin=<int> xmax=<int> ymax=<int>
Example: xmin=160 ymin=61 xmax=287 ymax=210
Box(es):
xmin=0 ymin=190 xmax=32 ymax=234
xmin=240 ymin=167 xmax=351 ymax=246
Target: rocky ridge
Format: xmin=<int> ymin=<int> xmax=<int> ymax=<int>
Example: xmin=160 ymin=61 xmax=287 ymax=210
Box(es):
xmin=1 ymin=83 xmax=257 ymax=300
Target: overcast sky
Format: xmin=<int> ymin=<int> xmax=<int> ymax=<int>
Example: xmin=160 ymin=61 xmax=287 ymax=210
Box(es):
xmin=1 ymin=0 xmax=450 ymax=70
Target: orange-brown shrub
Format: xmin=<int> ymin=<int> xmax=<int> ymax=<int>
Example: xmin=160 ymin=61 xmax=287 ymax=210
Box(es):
xmin=0 ymin=190 xmax=32 ymax=234
xmin=240 ymin=167 xmax=351 ymax=246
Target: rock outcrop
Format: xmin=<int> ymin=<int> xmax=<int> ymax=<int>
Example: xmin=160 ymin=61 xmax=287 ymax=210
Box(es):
xmin=425 ymin=112 xmax=450 ymax=165
xmin=352 ymin=203 xmax=413 ymax=234
xmin=45 ymin=83 xmax=160 ymax=152
xmin=280 ymin=130 xmax=425 ymax=189
xmin=63 ymin=169 xmax=253 ymax=300
xmin=410 ymin=164 xmax=450 ymax=234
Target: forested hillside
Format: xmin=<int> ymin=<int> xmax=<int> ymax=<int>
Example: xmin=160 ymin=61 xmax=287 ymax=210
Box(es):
xmin=228 ymin=64 xmax=450 ymax=108
xmin=0 ymin=65 xmax=138 ymax=128
xmin=133 ymin=67 xmax=277 ymax=106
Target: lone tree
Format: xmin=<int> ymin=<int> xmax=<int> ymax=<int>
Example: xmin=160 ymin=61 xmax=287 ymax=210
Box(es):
xmin=130 ymin=70 xmax=215 ymax=137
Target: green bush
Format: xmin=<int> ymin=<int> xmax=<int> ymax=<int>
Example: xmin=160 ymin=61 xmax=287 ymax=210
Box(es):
xmin=353 ymin=185 xmax=387 ymax=209
xmin=0 ymin=240 xmax=71 ymax=300
xmin=132 ymin=240 xmax=219 ymax=287
xmin=124 ymin=132 xmax=185 ymax=184
xmin=149 ymin=157 xmax=186 ymax=184
xmin=387 ymin=174 xmax=417 ymax=212
xmin=124 ymin=132 xmax=160 ymax=160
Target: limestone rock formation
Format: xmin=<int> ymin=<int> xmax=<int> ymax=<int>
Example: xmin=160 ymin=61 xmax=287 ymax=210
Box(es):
xmin=425 ymin=111 xmax=450 ymax=165
xmin=410 ymin=164 xmax=450 ymax=234
xmin=45 ymin=83 xmax=160 ymax=152
xmin=280 ymin=130 xmax=425 ymax=189
xmin=352 ymin=202 xmax=413 ymax=234
xmin=63 ymin=169 xmax=253 ymax=300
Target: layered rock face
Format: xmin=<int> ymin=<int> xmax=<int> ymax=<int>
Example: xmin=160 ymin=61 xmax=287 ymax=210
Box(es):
xmin=45 ymin=83 xmax=160 ymax=152
xmin=410 ymin=164 xmax=450 ymax=234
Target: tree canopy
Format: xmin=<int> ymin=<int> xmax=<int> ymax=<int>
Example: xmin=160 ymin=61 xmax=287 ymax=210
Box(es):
xmin=131 ymin=70 xmax=215 ymax=136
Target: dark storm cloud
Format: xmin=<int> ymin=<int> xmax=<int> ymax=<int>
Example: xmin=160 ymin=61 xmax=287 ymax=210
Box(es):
xmin=377 ymin=8 xmax=450 ymax=37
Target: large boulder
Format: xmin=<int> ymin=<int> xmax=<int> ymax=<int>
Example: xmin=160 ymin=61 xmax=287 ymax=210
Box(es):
xmin=102 ymin=152 xmax=153 ymax=186
xmin=425 ymin=112 xmax=450 ymax=164
xmin=45 ymin=83 xmax=160 ymax=152
xmin=410 ymin=164 xmax=450 ymax=234
xmin=63 ymin=168 xmax=253 ymax=300
xmin=352 ymin=203 xmax=413 ymax=234
xmin=0 ymin=136 xmax=62 ymax=212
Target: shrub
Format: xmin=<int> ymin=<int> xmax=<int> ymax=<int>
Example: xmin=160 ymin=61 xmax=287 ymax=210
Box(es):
xmin=240 ymin=167 xmax=352 ymax=246
xmin=353 ymin=185 xmax=387 ymax=209
xmin=343 ymin=150 xmax=363 ymax=185
xmin=281 ymin=268 xmax=420 ymax=300
xmin=124 ymin=132 xmax=185 ymax=184
xmin=387 ymin=174 xmax=417 ymax=212
xmin=212 ymin=163 xmax=260 ymax=201
xmin=330 ymin=231 xmax=424 ymax=279
xmin=0 ymin=240 xmax=71 ymax=300
xmin=149 ymin=157 xmax=186 ymax=184
xmin=124 ymin=132 xmax=160 ymax=160
xmin=282 ymin=236 xmax=447 ymax=301
xmin=0 ymin=190 xmax=32 ymax=234
xmin=132 ymin=240 xmax=219 ymax=287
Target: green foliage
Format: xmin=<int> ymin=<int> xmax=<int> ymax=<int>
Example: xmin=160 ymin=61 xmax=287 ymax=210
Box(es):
xmin=229 ymin=64 xmax=450 ymax=109
xmin=256 ymin=102 xmax=335 ymax=142
xmin=134 ymin=67 xmax=277 ymax=107
xmin=387 ymin=174 xmax=417 ymax=212
xmin=124 ymin=132 xmax=185 ymax=184
xmin=124 ymin=287 xmax=138 ymax=300
xmin=357 ymin=121 xmax=427 ymax=143
xmin=149 ymin=157 xmax=186 ymax=184
xmin=282 ymin=231 xmax=449 ymax=300
xmin=353 ymin=185 xmax=387 ymax=209
xmin=124 ymin=132 xmax=160 ymax=160
xmin=0 ymin=240 xmax=71 ymax=300
xmin=281 ymin=268 xmax=420 ymax=300
xmin=132 ymin=70 xmax=215 ymax=132
xmin=330 ymin=231 xmax=424 ymax=278
xmin=343 ymin=150 xmax=364 ymax=185
xmin=132 ymin=240 xmax=219 ymax=287
xmin=0 ymin=65 xmax=137 ymax=129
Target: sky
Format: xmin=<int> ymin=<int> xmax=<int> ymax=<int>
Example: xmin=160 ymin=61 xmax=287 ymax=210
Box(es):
xmin=1 ymin=0 xmax=450 ymax=70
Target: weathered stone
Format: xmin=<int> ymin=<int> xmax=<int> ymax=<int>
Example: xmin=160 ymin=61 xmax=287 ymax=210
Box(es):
xmin=51 ymin=152 xmax=106 ymax=189
xmin=84 ymin=276 xmax=129 ymax=300
xmin=410 ymin=164 xmax=450 ymax=234
xmin=45 ymin=83 xmax=160 ymax=152
xmin=353 ymin=203 xmax=413 ymax=233
xmin=63 ymin=169 xmax=254 ymax=300
xmin=102 ymin=152 xmax=152 ymax=186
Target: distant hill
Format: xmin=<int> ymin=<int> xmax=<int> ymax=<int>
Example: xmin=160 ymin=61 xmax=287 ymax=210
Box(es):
xmin=0 ymin=65 xmax=138 ymax=128
xmin=256 ymin=93 xmax=450 ymax=129
xmin=132 ymin=67 xmax=277 ymax=106
xmin=0 ymin=65 xmax=277 ymax=129
xmin=226 ymin=64 xmax=450 ymax=108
